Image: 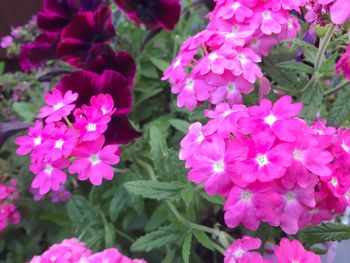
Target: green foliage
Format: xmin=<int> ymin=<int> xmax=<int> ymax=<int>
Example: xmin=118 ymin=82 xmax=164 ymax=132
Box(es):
xmin=328 ymin=86 xmax=350 ymax=126
xmin=298 ymin=223 xmax=350 ymax=244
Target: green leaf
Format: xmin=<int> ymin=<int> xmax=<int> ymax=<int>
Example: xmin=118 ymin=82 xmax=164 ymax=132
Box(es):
xmin=180 ymin=187 xmax=194 ymax=207
xmin=104 ymin=223 xmax=115 ymax=247
xmin=299 ymin=223 xmax=350 ymax=244
xmin=149 ymin=57 xmax=170 ymax=71
xmin=169 ymin=119 xmax=190 ymax=133
xmin=193 ymin=230 xmax=214 ymax=251
xmin=149 ymin=123 xmax=169 ymax=176
xmin=328 ymin=86 xmax=350 ymax=126
xmin=109 ymin=187 xmax=128 ymax=221
xmin=182 ymin=232 xmax=192 ymax=263
xmin=141 ymin=62 xmax=158 ymax=78
xmin=131 ymin=224 xmax=183 ymax=252
xmin=0 ymin=62 xmax=4 ymax=75
xmin=66 ymin=195 xmax=100 ymax=225
xmin=282 ymin=38 xmax=317 ymax=59
xmin=12 ymin=102 xmax=37 ymax=122
xmin=124 ymin=180 xmax=180 ymax=200
xmin=300 ymin=83 xmax=324 ymax=122
xmin=277 ymin=61 xmax=314 ymax=74
xmin=200 ymin=192 xmax=225 ymax=206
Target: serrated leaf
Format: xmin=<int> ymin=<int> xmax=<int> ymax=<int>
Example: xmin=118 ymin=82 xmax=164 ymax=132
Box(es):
xmin=131 ymin=224 xmax=183 ymax=252
xmin=299 ymin=223 xmax=350 ymax=244
xmin=66 ymin=195 xmax=100 ymax=224
xmin=277 ymin=61 xmax=314 ymax=74
xmin=193 ymin=230 xmax=214 ymax=251
xmin=182 ymin=232 xmax=192 ymax=263
xmin=181 ymin=188 xmax=194 ymax=207
xmin=104 ymin=223 xmax=115 ymax=247
xmin=150 ymin=57 xmax=170 ymax=71
xmin=141 ymin=62 xmax=158 ymax=78
xmin=149 ymin=123 xmax=169 ymax=176
xmin=12 ymin=102 xmax=37 ymax=122
xmin=282 ymin=38 xmax=317 ymax=57
xmin=200 ymin=192 xmax=225 ymax=206
xmin=300 ymin=83 xmax=324 ymax=122
xmin=328 ymin=87 xmax=350 ymax=126
xmin=169 ymin=119 xmax=190 ymax=133
xmin=109 ymin=187 xmax=128 ymax=221
xmin=124 ymin=180 xmax=180 ymax=200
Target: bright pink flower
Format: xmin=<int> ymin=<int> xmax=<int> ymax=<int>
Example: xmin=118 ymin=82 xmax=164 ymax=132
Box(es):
xmin=179 ymin=122 xmax=206 ymax=163
xmin=87 ymin=93 xmax=115 ymax=120
xmin=69 ymin=136 xmax=120 ymax=185
xmin=30 ymin=158 xmax=70 ymax=195
xmin=274 ymin=238 xmax=321 ymax=263
xmin=38 ymin=89 xmax=78 ymax=123
xmin=250 ymin=9 xmax=287 ymax=35
xmin=238 ymin=96 xmax=304 ymax=142
xmin=234 ymin=132 xmax=293 ymax=183
xmin=15 ymin=121 xmax=44 ymax=156
xmin=216 ymin=1 xmax=254 ymax=23
xmin=336 ymin=45 xmax=350 ymax=81
xmin=329 ymin=0 xmax=350 ymax=25
xmin=85 ymin=248 xmax=147 ymax=263
xmin=224 ymin=236 xmax=267 ymax=263
xmin=224 ymin=182 xmax=282 ymax=230
xmin=42 ymin=123 xmax=78 ymax=161
xmin=188 ymin=136 xmax=248 ymax=196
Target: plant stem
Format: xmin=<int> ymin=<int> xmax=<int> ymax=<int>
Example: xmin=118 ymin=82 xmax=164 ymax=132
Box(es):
xmin=324 ymin=81 xmax=350 ymax=97
xmin=63 ymin=116 xmax=73 ymax=128
xmin=115 ymin=228 xmax=135 ymax=243
xmin=301 ymin=24 xmax=336 ymax=93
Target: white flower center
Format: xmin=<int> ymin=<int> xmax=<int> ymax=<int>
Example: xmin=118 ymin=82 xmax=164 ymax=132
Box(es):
xmin=263 ymin=11 xmax=271 ymax=20
xmin=87 ymin=123 xmax=96 ymax=132
xmin=238 ymin=54 xmax=248 ymax=64
xmin=293 ymin=149 xmax=304 ymax=161
xmin=242 ymin=191 xmax=252 ymax=201
xmin=90 ymin=154 xmax=100 ymax=166
xmin=34 ymin=136 xmax=42 ymax=146
xmin=213 ymin=161 xmax=225 ymax=173
xmin=232 ymin=2 xmax=241 ymax=11
xmin=256 ymin=154 xmax=269 ymax=167
xmin=331 ymin=177 xmax=338 ymax=187
xmin=342 ymin=142 xmax=350 ymax=153
xmin=45 ymin=164 xmax=53 ymax=176
xmin=209 ymin=53 xmax=218 ymax=61
xmin=185 ymin=78 xmax=195 ymax=90
xmin=234 ymin=248 xmax=245 ymax=258
xmin=264 ymin=114 xmax=277 ymax=126
xmin=101 ymin=107 xmax=108 ymax=115
xmin=227 ymin=82 xmax=236 ymax=92
xmin=196 ymin=132 xmax=204 ymax=143
xmin=53 ymin=102 xmax=64 ymax=111
xmin=285 ymin=191 xmax=295 ymax=202
xmin=54 ymin=139 xmax=64 ymax=149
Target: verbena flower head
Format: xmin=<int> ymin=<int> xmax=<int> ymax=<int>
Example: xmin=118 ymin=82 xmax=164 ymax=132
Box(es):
xmin=114 ymin=0 xmax=181 ymax=31
xmin=0 ymin=180 xmax=20 ymax=234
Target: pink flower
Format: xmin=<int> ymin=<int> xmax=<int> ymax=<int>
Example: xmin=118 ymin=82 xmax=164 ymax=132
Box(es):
xmin=38 ymin=89 xmax=78 ymax=123
xmin=224 ymin=182 xmax=282 ymax=230
xmin=250 ymin=9 xmax=287 ymax=35
xmin=336 ymin=45 xmax=350 ymax=81
xmin=224 ymin=236 xmax=267 ymax=263
xmin=274 ymin=238 xmax=321 ymax=263
xmin=329 ymin=0 xmax=350 ymax=25
xmin=85 ymin=248 xmax=147 ymax=263
xmin=238 ymin=96 xmax=304 ymax=142
xmin=187 ymin=136 xmax=248 ymax=196
xmin=69 ymin=136 xmax=120 ymax=185
xmin=179 ymin=122 xmax=206 ymax=163
xmin=15 ymin=121 xmax=44 ymax=156
xmin=0 ymin=36 xmax=13 ymax=48
xmin=30 ymin=158 xmax=70 ymax=195
xmin=87 ymin=94 xmax=115 ymax=120
xmin=216 ymin=1 xmax=254 ymax=23
xmin=234 ymin=132 xmax=293 ymax=183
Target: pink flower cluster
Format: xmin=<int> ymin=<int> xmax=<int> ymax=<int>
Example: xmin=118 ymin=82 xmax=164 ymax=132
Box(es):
xmin=16 ymin=90 xmax=120 ymax=195
xmin=163 ymin=0 xmax=307 ymax=110
xmin=180 ymin=96 xmax=350 ymax=234
xmin=0 ymin=179 xmax=20 ymax=234
xmin=29 ymin=238 xmax=147 ymax=263
xmin=224 ymin=236 xmax=320 ymax=263
xmin=336 ymin=45 xmax=350 ymax=81
xmin=305 ymin=0 xmax=350 ymax=25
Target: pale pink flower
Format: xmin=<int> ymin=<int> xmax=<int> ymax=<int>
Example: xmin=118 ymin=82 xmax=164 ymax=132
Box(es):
xmin=30 ymin=158 xmax=70 ymax=195
xmin=38 ymin=89 xmax=78 ymax=123
xmin=250 ymin=8 xmax=287 ymax=35
xmin=329 ymin=0 xmax=350 ymax=25
xmin=69 ymin=136 xmax=120 ymax=185
xmin=179 ymin=122 xmax=206 ymax=163
xmin=274 ymin=238 xmax=321 ymax=263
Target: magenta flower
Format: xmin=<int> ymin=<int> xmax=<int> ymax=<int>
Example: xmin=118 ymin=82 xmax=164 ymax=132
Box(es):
xmin=38 ymin=89 xmax=78 ymax=123
xmin=86 ymin=248 xmax=147 ymax=263
xmin=274 ymin=238 xmax=321 ymax=263
xmin=20 ymin=33 xmax=58 ymax=72
xmin=87 ymin=93 xmax=116 ymax=120
xmin=15 ymin=121 xmax=44 ymax=156
xmin=224 ymin=236 xmax=267 ymax=263
xmin=224 ymin=182 xmax=282 ymax=230
xmin=51 ymin=186 xmax=71 ymax=203
xmin=30 ymin=158 xmax=70 ymax=195
xmin=187 ymin=136 xmax=248 ymax=196
xmin=37 ymin=0 xmax=102 ymax=33
xmin=179 ymin=122 xmax=206 ymax=163
xmin=0 ymin=36 xmax=13 ymax=48
xmin=114 ymin=0 xmax=181 ymax=31
xmin=329 ymin=0 xmax=350 ymax=25
xmin=336 ymin=45 xmax=350 ymax=81
xmin=238 ymin=96 xmax=304 ymax=142
xmin=250 ymin=9 xmax=287 ymax=35
xmin=42 ymin=122 xmax=78 ymax=161
xmin=234 ymin=132 xmax=293 ymax=183
xmin=57 ymin=6 xmax=116 ymax=68
xmin=69 ymin=136 xmax=120 ymax=185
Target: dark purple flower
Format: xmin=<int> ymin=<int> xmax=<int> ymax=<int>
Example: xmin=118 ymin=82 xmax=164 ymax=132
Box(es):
xmin=51 ymin=186 xmax=71 ymax=203
xmin=20 ymin=34 xmax=58 ymax=72
xmin=37 ymin=0 xmax=103 ymax=33
xmin=114 ymin=0 xmax=181 ymax=31
xmin=104 ymin=116 xmax=142 ymax=145
xmin=57 ymin=6 xmax=116 ymax=68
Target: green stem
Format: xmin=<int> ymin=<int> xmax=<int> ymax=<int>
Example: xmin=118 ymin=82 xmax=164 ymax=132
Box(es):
xmin=324 ymin=81 xmax=350 ymax=97
xmin=115 ymin=228 xmax=135 ymax=243
xmin=301 ymin=24 xmax=336 ymax=93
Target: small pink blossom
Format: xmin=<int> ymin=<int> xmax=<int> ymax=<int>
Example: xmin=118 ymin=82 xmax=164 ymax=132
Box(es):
xmin=336 ymin=45 xmax=350 ymax=81
xmin=69 ymin=136 xmax=120 ymax=185
xmin=38 ymin=89 xmax=78 ymax=123
xmin=15 ymin=121 xmax=44 ymax=156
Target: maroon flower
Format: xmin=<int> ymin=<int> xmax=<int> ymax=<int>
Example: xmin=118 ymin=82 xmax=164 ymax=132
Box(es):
xmin=37 ymin=0 xmax=103 ymax=33
xmin=86 ymin=46 xmax=136 ymax=88
xmin=20 ymin=34 xmax=58 ymax=72
xmin=57 ymin=6 xmax=116 ymax=68
xmin=114 ymin=0 xmax=181 ymax=31
xmin=57 ymin=69 xmax=141 ymax=144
